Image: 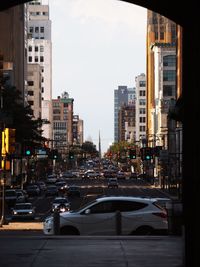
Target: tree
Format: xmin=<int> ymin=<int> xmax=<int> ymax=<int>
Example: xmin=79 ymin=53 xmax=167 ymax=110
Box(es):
xmin=1 ymin=82 xmax=47 ymax=149
xmin=81 ymin=141 xmax=98 ymax=158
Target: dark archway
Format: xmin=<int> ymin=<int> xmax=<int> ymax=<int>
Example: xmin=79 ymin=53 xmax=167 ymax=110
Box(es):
xmin=1 ymin=1 xmax=199 ymax=266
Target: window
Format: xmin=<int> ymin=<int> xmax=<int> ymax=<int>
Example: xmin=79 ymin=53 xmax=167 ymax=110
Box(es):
xmin=35 ymin=46 xmax=38 ymax=52
xmin=140 ymin=126 xmax=146 ymax=132
xmin=40 ymin=56 xmax=44 ymax=62
xmin=163 ymin=55 xmax=176 ymax=67
xmin=40 ymin=45 xmax=44 ymax=52
xmin=27 ymin=81 xmax=34 ymax=86
xmin=41 ymin=77 xmax=44 ymax=83
xmin=89 ymin=201 xmax=115 ymax=214
xmin=35 ymin=56 xmax=38 ymax=62
xmin=53 ymin=116 xmax=60 ymax=121
xmin=28 ymin=56 xmax=32 ymax=62
xmin=139 ymin=99 xmax=146 ymax=105
xmin=163 ymin=85 xmax=175 ymax=97
xmin=41 ymin=87 xmax=44 ymax=93
xmin=140 ymin=117 xmax=146 ymax=123
xmin=63 ymin=109 xmax=68 ymax=114
xmin=29 ymin=27 xmax=33 ymax=33
xmin=139 ymin=81 xmax=146 ymax=87
xmin=160 ymin=32 xmax=164 ymax=40
xmin=139 ymin=90 xmax=146 ymax=96
xmin=63 ymin=103 xmax=68 ymax=107
xmin=40 ymin=27 xmax=44 ymax=33
xmin=35 ymin=27 xmax=39 ymax=33
xmin=139 ymin=108 xmax=146 ymax=114
xmin=28 ymin=101 xmax=34 ymax=106
xmin=28 ymin=90 xmax=34 ymax=96
xmin=36 ymin=12 xmax=40 ymax=15
xmin=163 ymin=70 xmax=176 ymax=81
xmin=28 ymin=46 xmax=32 ymax=52
xmin=118 ymin=201 xmax=148 ymax=212
xmin=53 ymin=109 xmax=61 ymax=114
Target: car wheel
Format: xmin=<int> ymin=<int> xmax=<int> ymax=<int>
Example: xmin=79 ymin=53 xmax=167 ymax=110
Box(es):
xmin=133 ymin=226 xmax=154 ymax=235
xmin=60 ymin=226 xmax=80 ymax=235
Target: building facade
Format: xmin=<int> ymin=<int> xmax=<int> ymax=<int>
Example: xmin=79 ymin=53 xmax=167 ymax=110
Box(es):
xmin=118 ymin=104 xmax=136 ymax=143
xmin=114 ymin=86 xmax=136 ymax=142
xmin=72 ymin=115 xmax=84 ymax=146
xmin=27 ymin=0 xmax=52 ymax=141
xmin=151 ymin=43 xmax=176 ymax=148
xmin=52 ymin=92 xmax=74 ymax=156
xmin=0 ymin=4 xmax=27 ymax=100
xmin=146 ymin=11 xmax=176 ymax=137
xmin=27 ymin=63 xmax=42 ymax=119
xmin=135 ymin=73 xmax=146 ymax=145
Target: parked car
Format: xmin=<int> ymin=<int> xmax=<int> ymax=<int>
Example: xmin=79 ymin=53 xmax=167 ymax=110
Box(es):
xmin=52 ymin=197 xmax=71 ymax=212
xmin=12 ymin=203 xmax=35 ymax=220
xmin=108 ymin=178 xmax=119 ymax=188
xmin=67 ymin=185 xmax=80 ymax=197
xmin=43 ymin=196 xmax=168 ymax=235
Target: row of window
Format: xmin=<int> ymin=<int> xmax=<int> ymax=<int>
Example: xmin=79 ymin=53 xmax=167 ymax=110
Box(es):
xmin=29 ymin=26 xmax=44 ymax=34
xmin=29 ymin=11 xmax=48 ymax=16
xmin=28 ymin=45 xmax=44 ymax=52
xmin=28 ymin=56 xmax=44 ymax=63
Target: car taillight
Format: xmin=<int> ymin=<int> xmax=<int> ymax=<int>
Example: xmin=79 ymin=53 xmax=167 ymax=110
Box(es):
xmin=152 ymin=212 xmax=167 ymax=218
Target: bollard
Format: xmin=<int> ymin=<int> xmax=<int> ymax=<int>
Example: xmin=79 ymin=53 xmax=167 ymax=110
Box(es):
xmin=53 ymin=210 xmax=60 ymax=235
xmin=166 ymin=201 xmax=173 ymax=235
xmin=115 ymin=210 xmax=121 ymax=235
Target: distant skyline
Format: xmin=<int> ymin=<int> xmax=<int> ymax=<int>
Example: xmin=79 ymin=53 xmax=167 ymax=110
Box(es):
xmin=48 ymin=0 xmax=147 ymax=153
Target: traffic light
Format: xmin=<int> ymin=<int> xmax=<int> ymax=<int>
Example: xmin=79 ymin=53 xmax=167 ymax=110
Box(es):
xmin=2 ymin=128 xmax=16 ymax=155
xmin=140 ymin=147 xmax=153 ymax=160
xmin=25 ymin=146 xmax=34 ymax=156
xmin=129 ymin=149 xmax=137 ymax=159
xmin=52 ymin=149 xmax=58 ymax=159
xmin=69 ymin=151 xmax=74 ymax=160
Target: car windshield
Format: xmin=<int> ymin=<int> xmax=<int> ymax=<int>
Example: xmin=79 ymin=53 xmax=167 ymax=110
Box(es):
xmin=15 ymin=204 xmax=32 ymax=210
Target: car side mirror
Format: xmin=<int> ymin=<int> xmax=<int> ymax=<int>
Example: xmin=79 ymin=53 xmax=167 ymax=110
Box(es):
xmin=85 ymin=209 xmax=91 ymax=215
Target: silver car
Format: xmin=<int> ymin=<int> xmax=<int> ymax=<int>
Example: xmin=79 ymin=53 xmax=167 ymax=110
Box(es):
xmin=43 ymin=196 xmax=168 ymax=235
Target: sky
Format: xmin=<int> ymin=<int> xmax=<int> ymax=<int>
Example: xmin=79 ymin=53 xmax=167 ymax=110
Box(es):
xmin=48 ymin=0 xmax=147 ymax=154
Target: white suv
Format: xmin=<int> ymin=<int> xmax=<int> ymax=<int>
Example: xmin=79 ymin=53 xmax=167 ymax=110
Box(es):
xmin=43 ymin=196 xmax=168 ymax=235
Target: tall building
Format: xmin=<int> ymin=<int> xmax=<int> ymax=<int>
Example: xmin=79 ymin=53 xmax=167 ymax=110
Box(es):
xmin=52 ymin=92 xmax=74 ymax=156
xmin=146 ymin=11 xmax=177 ymax=137
xmin=72 ymin=115 xmax=84 ymax=146
xmin=151 ymin=43 xmax=176 ymax=148
xmin=135 ymin=73 xmax=146 ymax=145
xmin=27 ymin=63 xmax=42 ymax=119
xmin=0 ymin=4 xmax=27 ymax=100
xmin=114 ymin=86 xmax=136 ymax=142
xmin=27 ymin=0 xmax=52 ymax=141
xmin=118 ymin=104 xmax=136 ymax=143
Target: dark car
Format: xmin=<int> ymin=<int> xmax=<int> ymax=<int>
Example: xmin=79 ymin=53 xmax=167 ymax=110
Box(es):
xmin=67 ymin=185 xmax=80 ymax=197
xmin=107 ymin=178 xmax=119 ymax=188
xmin=51 ymin=197 xmax=71 ymax=212
xmin=45 ymin=185 xmax=58 ymax=197
xmin=26 ymin=185 xmax=40 ymax=197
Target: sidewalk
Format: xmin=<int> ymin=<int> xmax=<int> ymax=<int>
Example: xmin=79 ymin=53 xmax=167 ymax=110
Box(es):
xmin=0 ymin=233 xmax=183 ymax=267
xmin=0 ymin=221 xmax=43 ymax=230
